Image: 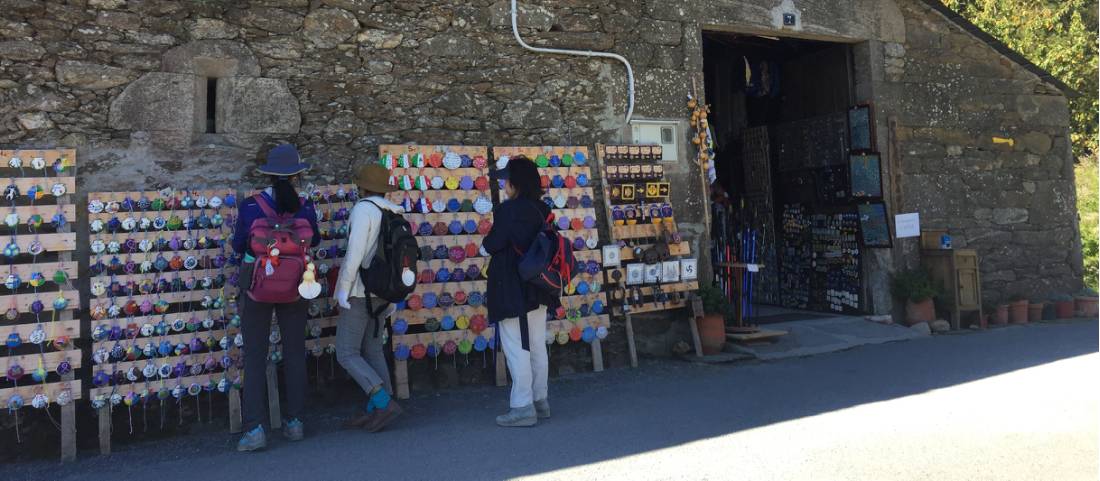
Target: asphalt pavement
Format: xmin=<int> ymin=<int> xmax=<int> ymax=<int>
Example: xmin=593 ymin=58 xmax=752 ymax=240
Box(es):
xmin=7 ymin=319 xmax=1097 ymax=481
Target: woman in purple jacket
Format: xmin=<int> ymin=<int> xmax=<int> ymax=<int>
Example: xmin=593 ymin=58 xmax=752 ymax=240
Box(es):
xmin=232 ymin=144 xmax=320 ymax=452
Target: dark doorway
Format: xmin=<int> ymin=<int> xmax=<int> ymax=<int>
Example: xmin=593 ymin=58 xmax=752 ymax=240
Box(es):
xmin=703 ymin=32 xmax=865 ymax=318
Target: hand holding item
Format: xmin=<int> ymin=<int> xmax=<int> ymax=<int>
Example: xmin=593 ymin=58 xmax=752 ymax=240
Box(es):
xmin=335 ymin=289 xmax=351 ymax=309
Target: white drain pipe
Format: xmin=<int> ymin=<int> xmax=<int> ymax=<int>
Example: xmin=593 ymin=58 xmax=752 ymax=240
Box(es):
xmin=510 ymin=0 xmax=635 ymax=125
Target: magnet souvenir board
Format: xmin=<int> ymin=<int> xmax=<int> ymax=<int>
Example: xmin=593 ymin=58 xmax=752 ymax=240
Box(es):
xmin=596 ymin=144 xmax=697 ymax=315
xmin=848 ymin=153 xmax=883 ymax=199
xmin=378 ymin=145 xmax=497 ymax=399
xmin=0 ymin=149 xmax=81 ymax=453
xmin=492 ymin=146 xmax=610 ymax=350
xmin=85 ymin=189 xmax=244 ymax=434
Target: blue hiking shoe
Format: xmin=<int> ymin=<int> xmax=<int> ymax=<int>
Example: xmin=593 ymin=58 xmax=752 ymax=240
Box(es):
xmin=236 ymin=426 xmax=266 ymax=452
xmin=284 ymin=418 xmax=304 ymax=441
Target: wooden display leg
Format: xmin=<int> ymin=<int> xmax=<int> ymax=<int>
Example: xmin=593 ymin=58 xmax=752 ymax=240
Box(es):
xmin=495 ymin=352 xmax=508 ymax=387
xmin=60 ymin=372 xmax=76 ymax=462
xmin=688 ymin=298 xmax=705 ymax=357
xmin=590 ymin=338 xmax=604 ymax=372
xmin=228 ymin=388 xmax=242 ymax=434
xmin=394 ymin=359 xmax=410 ymax=400
xmin=625 ymin=313 xmax=638 ymax=368
xmin=98 ymin=405 xmax=111 ymax=455
xmin=266 ymin=363 xmax=281 ymax=429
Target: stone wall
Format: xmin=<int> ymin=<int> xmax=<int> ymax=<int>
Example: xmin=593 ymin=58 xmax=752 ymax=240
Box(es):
xmin=880 ymin=1 xmax=1082 ymax=302
xmin=0 ymin=0 xmax=1081 ymax=363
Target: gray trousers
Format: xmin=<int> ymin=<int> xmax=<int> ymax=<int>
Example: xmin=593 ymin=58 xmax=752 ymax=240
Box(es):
xmin=336 ymin=297 xmax=392 ymax=395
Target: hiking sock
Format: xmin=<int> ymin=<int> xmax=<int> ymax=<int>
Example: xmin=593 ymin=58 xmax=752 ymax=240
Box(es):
xmin=369 ymin=387 xmax=391 ymax=411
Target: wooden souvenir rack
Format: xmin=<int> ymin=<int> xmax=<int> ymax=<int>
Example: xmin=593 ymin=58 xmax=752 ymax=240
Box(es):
xmin=379 ymin=145 xmax=501 ymax=399
xmin=86 ymin=189 xmax=239 ymax=454
xmin=596 ymin=144 xmax=702 ymax=366
xmin=493 ymin=146 xmax=610 ymax=372
xmin=0 ymin=149 xmax=81 ymax=461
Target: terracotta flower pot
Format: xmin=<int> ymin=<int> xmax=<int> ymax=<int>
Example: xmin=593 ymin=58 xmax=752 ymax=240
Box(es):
xmin=698 ymin=313 xmax=726 ymax=355
xmin=1009 ymin=300 xmax=1029 ymax=324
xmin=1028 ymin=303 xmax=1044 ymax=322
xmin=993 ymin=305 xmax=1009 ymax=325
xmin=1075 ymin=296 xmax=1099 ymax=318
xmin=904 ymin=298 xmax=935 ymax=325
xmin=1055 ymin=300 xmax=1075 ymax=319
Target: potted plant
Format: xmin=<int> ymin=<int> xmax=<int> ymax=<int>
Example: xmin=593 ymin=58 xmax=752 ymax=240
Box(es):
xmin=1008 ymin=293 xmax=1029 ymax=324
xmin=993 ymin=302 xmax=1009 ymax=325
xmin=891 ymin=269 xmax=940 ymax=326
xmin=1028 ymin=298 xmax=1045 ymax=322
xmin=1075 ymin=288 xmax=1099 ymax=317
xmin=1051 ymin=293 xmax=1075 ymax=319
xmin=696 ymin=284 xmax=732 ymax=355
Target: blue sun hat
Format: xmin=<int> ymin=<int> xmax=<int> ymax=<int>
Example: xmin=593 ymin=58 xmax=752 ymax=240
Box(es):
xmin=257 ymin=144 xmax=310 ymax=176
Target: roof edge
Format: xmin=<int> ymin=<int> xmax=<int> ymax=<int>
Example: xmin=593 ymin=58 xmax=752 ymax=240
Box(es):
xmin=919 ymin=0 xmax=1078 ymax=97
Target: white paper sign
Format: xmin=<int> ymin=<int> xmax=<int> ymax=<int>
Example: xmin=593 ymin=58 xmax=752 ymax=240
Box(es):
xmin=895 ymin=213 xmax=920 ymax=238
xmin=680 ymin=259 xmax=698 ymax=280
xmin=746 ymin=263 xmax=760 ymax=273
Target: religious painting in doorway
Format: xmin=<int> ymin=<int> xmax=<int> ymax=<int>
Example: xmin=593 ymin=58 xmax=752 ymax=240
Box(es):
xmin=848 ymin=104 xmax=875 ymax=152
xmin=857 ymin=202 xmax=892 ymax=248
xmin=849 ymin=153 xmax=883 ymax=199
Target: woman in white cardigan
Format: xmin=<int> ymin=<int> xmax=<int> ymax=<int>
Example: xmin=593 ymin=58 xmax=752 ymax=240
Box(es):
xmin=333 ymin=163 xmax=406 ymax=432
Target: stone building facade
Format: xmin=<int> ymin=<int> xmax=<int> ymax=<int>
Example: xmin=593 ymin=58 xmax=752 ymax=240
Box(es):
xmin=0 ymin=0 xmax=1081 ymax=365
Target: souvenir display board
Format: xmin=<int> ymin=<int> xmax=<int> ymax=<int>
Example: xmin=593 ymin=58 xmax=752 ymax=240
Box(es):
xmin=778 ymin=204 xmax=863 ymax=313
xmin=597 ymin=144 xmax=698 ymax=316
xmin=0 ymin=149 xmax=80 ymax=459
xmin=597 ymin=144 xmax=700 ymax=368
xmin=378 ymin=145 xmax=499 ymax=399
xmin=492 ymin=146 xmax=610 ymax=364
xmin=86 ymin=189 xmax=243 ymax=445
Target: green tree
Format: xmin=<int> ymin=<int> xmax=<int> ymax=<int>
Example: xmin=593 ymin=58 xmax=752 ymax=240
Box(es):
xmin=944 ymin=0 xmax=1098 ymax=158
xmin=1077 ymin=155 xmax=1098 ymax=289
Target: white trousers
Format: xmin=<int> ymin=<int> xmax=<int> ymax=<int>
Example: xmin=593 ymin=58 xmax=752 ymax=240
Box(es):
xmin=499 ymin=306 xmax=549 ymax=408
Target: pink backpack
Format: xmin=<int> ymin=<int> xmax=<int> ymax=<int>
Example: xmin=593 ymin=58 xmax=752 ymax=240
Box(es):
xmin=247 ymin=194 xmax=314 ymax=303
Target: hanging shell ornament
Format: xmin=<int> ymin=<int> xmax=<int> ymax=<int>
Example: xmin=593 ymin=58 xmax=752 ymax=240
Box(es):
xmin=297 ymin=262 xmax=322 ymax=299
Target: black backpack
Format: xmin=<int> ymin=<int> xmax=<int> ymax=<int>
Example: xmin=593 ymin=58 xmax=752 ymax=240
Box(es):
xmin=357 ymin=199 xmax=419 ymax=317
xmin=516 ymin=209 xmax=576 ymax=297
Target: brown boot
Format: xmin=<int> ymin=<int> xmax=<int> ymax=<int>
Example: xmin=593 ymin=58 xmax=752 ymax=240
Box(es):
xmin=342 ymin=410 xmax=376 ymax=429
xmin=364 ymin=400 xmax=403 ymax=433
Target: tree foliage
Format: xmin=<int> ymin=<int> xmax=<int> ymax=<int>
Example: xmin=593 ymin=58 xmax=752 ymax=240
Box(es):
xmin=944 ymin=0 xmax=1098 ymax=157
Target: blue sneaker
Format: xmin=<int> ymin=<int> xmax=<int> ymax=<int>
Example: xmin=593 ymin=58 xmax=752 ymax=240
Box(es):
xmin=284 ymin=418 xmax=304 ymax=441
xmin=236 ymin=426 xmax=266 ymax=452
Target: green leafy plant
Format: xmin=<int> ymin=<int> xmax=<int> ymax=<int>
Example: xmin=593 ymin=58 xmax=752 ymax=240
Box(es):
xmin=890 ymin=269 xmax=941 ymax=303
xmin=697 ymin=284 xmax=733 ymax=317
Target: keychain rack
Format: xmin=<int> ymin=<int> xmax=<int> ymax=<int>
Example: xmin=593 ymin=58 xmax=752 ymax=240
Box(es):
xmin=379 ymin=145 xmax=501 ymax=399
xmin=493 ymin=146 xmax=610 ymax=372
xmin=596 ymin=144 xmax=703 ymax=366
xmin=85 ymin=189 xmax=241 ymax=455
xmin=0 ymin=149 xmax=80 ymax=461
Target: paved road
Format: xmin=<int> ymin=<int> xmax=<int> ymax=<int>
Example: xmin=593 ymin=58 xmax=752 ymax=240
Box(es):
xmin=9 ymin=320 xmax=1097 ymax=481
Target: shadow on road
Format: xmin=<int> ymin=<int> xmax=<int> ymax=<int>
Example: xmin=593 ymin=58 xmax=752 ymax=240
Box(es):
xmin=12 ymin=320 xmax=1098 ymax=481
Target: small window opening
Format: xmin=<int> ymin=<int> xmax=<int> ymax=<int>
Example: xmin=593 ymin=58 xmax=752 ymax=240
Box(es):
xmin=205 ymin=78 xmax=218 ymax=133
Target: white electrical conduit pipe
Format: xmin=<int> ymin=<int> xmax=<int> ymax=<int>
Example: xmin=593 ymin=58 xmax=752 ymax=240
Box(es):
xmin=510 ymin=0 xmax=635 ymax=125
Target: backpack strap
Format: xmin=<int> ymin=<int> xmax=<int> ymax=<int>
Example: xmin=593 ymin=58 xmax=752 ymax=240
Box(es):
xmin=252 ymin=194 xmax=278 ymax=219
